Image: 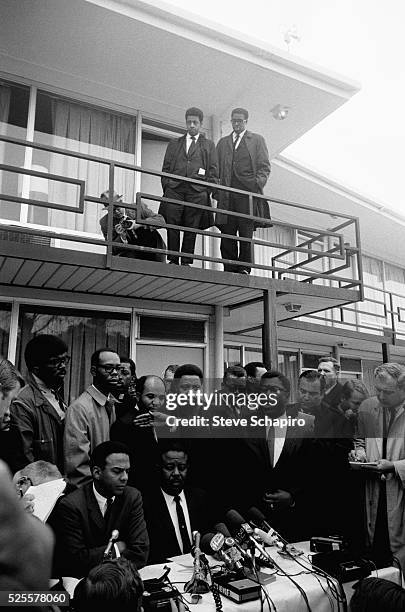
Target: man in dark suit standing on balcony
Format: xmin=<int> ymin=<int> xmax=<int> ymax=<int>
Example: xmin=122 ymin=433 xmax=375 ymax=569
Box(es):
xmin=216 ymin=108 xmax=271 ymax=274
xmin=159 ymin=107 xmax=218 ymax=266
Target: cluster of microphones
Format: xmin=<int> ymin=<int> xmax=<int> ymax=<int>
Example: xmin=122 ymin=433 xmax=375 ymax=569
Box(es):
xmin=184 ymin=507 xmax=304 ymax=598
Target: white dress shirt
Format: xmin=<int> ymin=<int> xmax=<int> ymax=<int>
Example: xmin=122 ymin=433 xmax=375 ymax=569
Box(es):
xmin=92 ymin=484 xmax=115 ymax=516
xmin=186 ymin=132 xmax=200 ymax=153
xmin=266 ymin=411 xmax=287 ymax=467
xmin=161 ymin=488 xmax=192 ymax=553
xmin=233 ymin=129 xmax=246 ymax=150
xmin=92 ymin=485 xmax=120 ymax=557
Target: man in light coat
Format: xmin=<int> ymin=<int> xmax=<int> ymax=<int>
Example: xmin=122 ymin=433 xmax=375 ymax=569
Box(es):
xmin=355 ymin=363 xmax=405 ymax=567
xmin=64 ymin=348 xmax=121 ymax=486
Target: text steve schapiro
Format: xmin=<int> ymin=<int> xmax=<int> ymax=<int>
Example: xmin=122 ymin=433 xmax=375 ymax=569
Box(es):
xmin=165 ymin=415 xmax=307 ymax=428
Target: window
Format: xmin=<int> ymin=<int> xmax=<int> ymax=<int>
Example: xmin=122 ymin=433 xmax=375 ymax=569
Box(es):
xmin=139 ymin=316 xmax=204 ymax=343
xmin=17 ymin=305 xmax=130 ymax=402
xmin=0 ymin=80 xmax=30 ymax=221
xmin=0 ymin=303 xmax=11 ymax=357
xmin=32 ymin=91 xmax=137 ymax=236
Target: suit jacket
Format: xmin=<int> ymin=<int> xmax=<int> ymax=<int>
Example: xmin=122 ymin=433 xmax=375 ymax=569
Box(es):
xmin=222 ymin=408 xmax=314 ymax=541
xmin=110 ymin=416 xmax=160 ymax=493
xmin=142 ymin=486 xmax=212 ymax=564
xmin=64 ymin=385 xmax=115 ymax=486
xmin=215 ymin=131 xmax=271 ymax=228
xmin=160 ymin=134 xmax=218 ymax=229
xmin=161 ymin=133 xmax=218 ymax=192
xmin=10 ymin=373 xmax=65 ymax=473
xmin=50 ymin=483 xmax=149 ymax=577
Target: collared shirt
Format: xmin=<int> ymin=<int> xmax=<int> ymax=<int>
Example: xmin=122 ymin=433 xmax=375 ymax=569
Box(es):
xmin=324 ymin=382 xmax=337 ymax=396
xmin=32 ymin=373 xmax=65 ymax=420
xmin=92 ymin=483 xmax=115 ymax=516
xmin=186 ymin=132 xmax=200 ymax=152
xmin=233 ymin=129 xmax=246 ymax=150
xmin=161 ymin=488 xmax=192 ymax=553
xmin=266 ymin=411 xmax=287 ymax=467
xmin=90 ymin=384 xmax=115 ymax=408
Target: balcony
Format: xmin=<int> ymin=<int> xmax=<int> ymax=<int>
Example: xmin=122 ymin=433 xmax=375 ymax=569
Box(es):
xmin=0 ymin=135 xmax=363 ymax=321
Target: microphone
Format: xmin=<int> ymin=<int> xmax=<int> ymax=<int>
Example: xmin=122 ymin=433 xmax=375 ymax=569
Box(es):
xmin=248 ymin=506 xmax=286 ymax=547
xmin=249 ymin=508 xmax=303 ymax=557
xmin=185 ymin=531 xmax=210 ymax=595
xmin=104 ymin=529 xmax=119 ymax=558
xmin=225 ymin=510 xmax=274 ymax=565
xmin=248 ymin=507 xmax=272 ymax=532
xmin=214 ymin=522 xmax=232 ymax=538
xmin=200 ymin=532 xmax=224 ymax=556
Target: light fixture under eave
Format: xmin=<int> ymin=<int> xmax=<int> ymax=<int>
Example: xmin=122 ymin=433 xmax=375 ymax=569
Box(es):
xmin=283 ymin=302 xmax=302 ymax=313
xmin=271 ymin=104 xmax=289 ymax=120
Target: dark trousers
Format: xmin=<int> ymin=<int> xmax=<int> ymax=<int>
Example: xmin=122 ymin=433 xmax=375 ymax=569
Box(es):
xmin=164 ymin=185 xmax=208 ymax=264
xmin=220 ymin=192 xmax=254 ymax=272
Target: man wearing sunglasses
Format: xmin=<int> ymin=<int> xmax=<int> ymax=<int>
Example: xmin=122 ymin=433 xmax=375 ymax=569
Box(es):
xmin=10 ymin=334 xmax=69 ymax=473
xmin=64 ymin=348 xmax=121 ymax=486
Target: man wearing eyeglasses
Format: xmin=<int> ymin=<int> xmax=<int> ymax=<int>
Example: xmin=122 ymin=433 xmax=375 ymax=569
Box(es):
xmin=10 ymin=334 xmax=69 ymax=473
xmin=64 ymin=348 xmax=121 ymax=486
xmin=216 ymin=108 xmax=271 ymax=274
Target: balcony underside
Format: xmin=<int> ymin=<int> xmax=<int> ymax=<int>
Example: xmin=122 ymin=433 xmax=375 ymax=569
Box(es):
xmin=0 ymin=241 xmax=361 ymax=321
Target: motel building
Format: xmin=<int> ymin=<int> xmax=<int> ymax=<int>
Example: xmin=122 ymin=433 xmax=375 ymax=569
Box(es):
xmin=0 ymin=0 xmax=404 ymax=401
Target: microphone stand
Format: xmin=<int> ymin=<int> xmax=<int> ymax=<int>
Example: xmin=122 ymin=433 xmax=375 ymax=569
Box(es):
xmin=185 ymin=531 xmax=210 ymax=601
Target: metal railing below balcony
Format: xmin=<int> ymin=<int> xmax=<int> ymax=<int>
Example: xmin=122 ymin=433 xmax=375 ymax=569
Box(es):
xmin=299 ymin=282 xmax=405 ymax=344
xmin=0 ymin=134 xmax=363 ymax=292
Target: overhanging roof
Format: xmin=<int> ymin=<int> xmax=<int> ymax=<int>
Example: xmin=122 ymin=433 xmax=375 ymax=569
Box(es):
xmin=0 ymin=0 xmax=359 ymax=156
xmin=270 ymin=156 xmax=405 ymax=268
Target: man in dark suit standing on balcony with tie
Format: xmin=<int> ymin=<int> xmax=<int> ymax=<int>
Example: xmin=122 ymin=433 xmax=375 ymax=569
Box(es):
xmin=159 ymin=107 xmax=218 ymax=266
xmin=216 ymin=108 xmax=271 ymax=274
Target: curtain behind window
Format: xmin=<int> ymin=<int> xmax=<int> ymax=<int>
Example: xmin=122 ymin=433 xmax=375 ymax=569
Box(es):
xmin=48 ymin=99 xmax=136 ymax=233
xmin=17 ymin=307 xmax=130 ymax=403
xmin=254 ymin=225 xmax=295 ymax=278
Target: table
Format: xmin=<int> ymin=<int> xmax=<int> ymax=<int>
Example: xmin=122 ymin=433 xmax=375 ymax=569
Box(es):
xmin=140 ymin=542 xmax=402 ymax=612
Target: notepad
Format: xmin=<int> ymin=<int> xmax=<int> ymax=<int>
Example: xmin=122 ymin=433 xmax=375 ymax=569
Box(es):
xmin=25 ymin=478 xmax=67 ymax=522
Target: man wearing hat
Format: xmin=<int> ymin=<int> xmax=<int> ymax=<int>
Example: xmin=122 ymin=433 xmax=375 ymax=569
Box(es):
xmin=99 ymin=190 xmax=165 ymax=262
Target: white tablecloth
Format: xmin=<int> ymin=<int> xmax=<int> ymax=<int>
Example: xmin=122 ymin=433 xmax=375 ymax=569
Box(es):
xmin=140 ymin=542 xmax=402 ymax=612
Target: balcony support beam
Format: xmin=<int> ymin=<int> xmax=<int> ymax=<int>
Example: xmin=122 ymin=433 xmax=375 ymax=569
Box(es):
xmin=262 ymin=288 xmax=278 ymax=369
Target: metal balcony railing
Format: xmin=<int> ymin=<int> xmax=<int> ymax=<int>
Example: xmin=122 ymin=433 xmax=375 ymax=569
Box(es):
xmin=299 ymin=282 xmax=405 ymax=344
xmin=0 ymin=134 xmax=363 ymax=292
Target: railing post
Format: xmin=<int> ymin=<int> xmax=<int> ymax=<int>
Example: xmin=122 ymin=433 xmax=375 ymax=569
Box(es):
xmin=262 ymin=288 xmax=278 ymax=369
xmin=106 ymin=163 xmax=115 ymax=269
xmin=214 ymin=305 xmax=224 ymax=380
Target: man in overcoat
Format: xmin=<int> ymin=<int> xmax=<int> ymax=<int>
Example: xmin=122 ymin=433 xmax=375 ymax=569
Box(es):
xmin=216 ymin=108 xmax=271 ymax=274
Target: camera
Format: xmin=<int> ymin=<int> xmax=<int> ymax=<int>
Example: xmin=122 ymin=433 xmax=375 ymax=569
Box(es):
xmin=142 ymin=570 xmax=181 ymax=611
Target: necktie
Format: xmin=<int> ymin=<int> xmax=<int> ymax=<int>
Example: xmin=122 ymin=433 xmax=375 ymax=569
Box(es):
xmin=267 ymin=425 xmax=275 ymax=468
xmin=51 ymin=388 xmax=67 ymax=414
xmin=104 ymin=497 xmax=114 ymax=523
xmin=382 ymin=408 xmax=396 ymax=459
xmin=188 ymin=136 xmax=196 ymax=157
xmin=174 ymin=495 xmax=191 ymax=553
xmin=104 ymin=398 xmax=115 ymax=424
xmin=233 ymin=133 xmax=240 ymax=150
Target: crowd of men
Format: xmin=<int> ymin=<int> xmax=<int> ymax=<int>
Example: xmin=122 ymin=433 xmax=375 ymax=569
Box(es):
xmin=1 ymin=335 xmax=405 ymax=601
xmin=99 ymin=106 xmax=271 ymax=273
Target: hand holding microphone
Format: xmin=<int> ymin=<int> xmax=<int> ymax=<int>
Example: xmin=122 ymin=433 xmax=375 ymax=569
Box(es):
xmin=104 ymin=529 xmax=120 ymax=559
